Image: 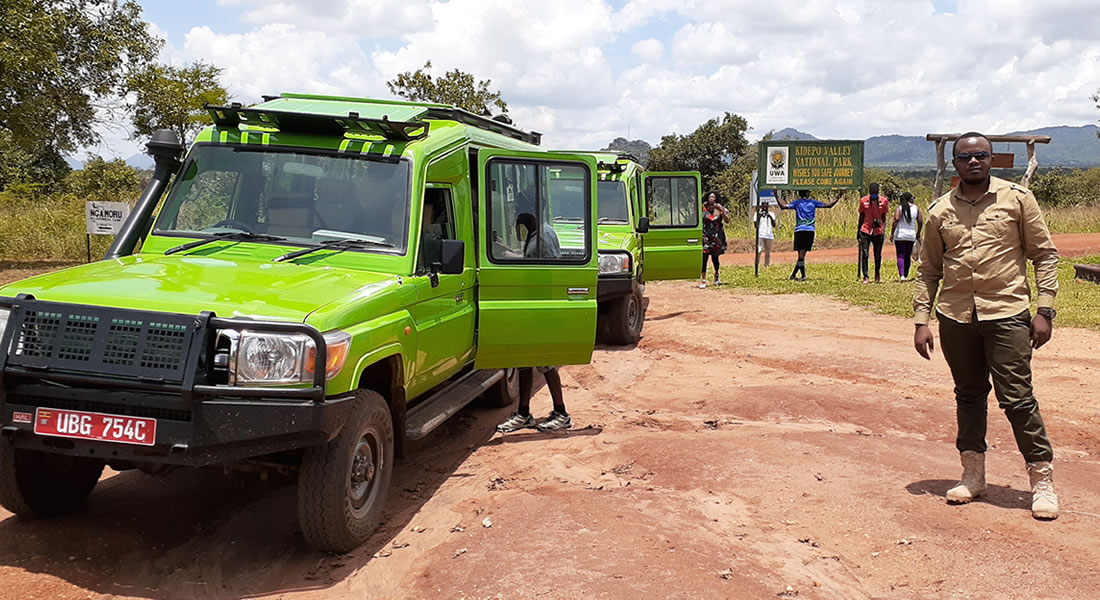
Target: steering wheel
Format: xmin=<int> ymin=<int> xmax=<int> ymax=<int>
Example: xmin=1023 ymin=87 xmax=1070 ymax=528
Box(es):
xmin=209 ymin=219 xmax=257 ymax=233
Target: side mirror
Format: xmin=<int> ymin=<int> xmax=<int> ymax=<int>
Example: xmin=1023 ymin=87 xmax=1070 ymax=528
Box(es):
xmin=439 ymin=239 xmax=465 ymax=274
xmin=635 ymin=217 xmax=650 ymax=234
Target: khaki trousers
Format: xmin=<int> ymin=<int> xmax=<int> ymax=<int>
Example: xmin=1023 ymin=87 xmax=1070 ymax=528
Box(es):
xmin=937 ymin=310 xmax=1054 ymax=463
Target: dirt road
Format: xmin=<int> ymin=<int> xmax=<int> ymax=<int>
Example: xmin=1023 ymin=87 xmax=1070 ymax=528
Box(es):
xmin=2 ymin=282 xmax=1099 ymax=599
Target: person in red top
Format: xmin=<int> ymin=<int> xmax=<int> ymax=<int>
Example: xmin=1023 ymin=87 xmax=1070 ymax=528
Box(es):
xmin=857 ymin=183 xmax=889 ymax=283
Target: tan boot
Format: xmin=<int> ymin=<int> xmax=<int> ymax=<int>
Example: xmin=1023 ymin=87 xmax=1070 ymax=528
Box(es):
xmin=1027 ymin=461 xmax=1059 ymax=520
xmin=946 ymin=450 xmax=986 ymax=503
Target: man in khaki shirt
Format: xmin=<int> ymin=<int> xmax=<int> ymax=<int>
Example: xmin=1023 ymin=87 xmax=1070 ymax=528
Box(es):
xmin=913 ymin=132 xmax=1060 ymax=520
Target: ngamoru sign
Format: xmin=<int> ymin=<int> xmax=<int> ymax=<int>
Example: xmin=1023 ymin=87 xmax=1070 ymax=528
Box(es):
xmin=758 ymin=140 xmax=864 ymax=190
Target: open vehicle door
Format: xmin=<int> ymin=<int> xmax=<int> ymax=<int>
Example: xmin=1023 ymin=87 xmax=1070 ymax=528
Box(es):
xmin=474 ymin=150 xmax=599 ymax=369
xmin=640 ymin=171 xmax=702 ymax=280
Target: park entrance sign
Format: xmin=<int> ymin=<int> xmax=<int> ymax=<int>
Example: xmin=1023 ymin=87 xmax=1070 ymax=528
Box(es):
xmin=758 ymin=140 xmax=864 ymax=190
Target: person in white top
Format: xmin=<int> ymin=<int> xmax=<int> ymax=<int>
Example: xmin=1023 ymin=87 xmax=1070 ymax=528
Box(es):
xmin=753 ymin=204 xmax=777 ymax=267
xmin=889 ymin=192 xmax=921 ymax=281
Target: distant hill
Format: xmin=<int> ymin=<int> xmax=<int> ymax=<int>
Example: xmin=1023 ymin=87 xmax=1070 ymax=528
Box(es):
xmin=125 ymin=153 xmax=154 ymax=170
xmin=864 ymin=125 xmax=1098 ymax=168
xmin=602 ymin=137 xmax=652 ymax=165
xmin=769 ymin=127 xmax=817 ymax=141
xmin=761 ymin=125 xmax=1099 ymax=168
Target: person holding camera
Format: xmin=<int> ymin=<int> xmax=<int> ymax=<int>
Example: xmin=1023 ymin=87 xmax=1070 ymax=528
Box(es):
xmin=857 ymin=183 xmax=889 ymax=283
xmin=754 ymin=203 xmax=777 ymax=267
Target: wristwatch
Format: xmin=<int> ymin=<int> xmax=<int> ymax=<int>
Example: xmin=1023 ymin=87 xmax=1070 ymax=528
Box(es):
xmin=1036 ymin=307 xmax=1056 ymax=321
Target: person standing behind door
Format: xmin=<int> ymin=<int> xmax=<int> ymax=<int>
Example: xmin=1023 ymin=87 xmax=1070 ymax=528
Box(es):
xmin=858 ymin=183 xmax=889 ymax=284
xmin=890 ymin=192 xmax=921 ymax=281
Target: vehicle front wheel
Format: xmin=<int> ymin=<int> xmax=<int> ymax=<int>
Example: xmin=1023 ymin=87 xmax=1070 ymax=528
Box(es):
xmin=480 ymin=368 xmax=520 ymax=408
xmin=0 ymin=443 xmax=105 ymax=517
xmin=606 ymin=283 xmax=644 ymax=345
xmin=298 ymin=389 xmax=394 ymax=553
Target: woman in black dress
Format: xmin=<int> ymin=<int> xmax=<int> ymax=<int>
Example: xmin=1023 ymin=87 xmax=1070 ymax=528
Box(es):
xmin=700 ymin=191 xmax=729 ymax=288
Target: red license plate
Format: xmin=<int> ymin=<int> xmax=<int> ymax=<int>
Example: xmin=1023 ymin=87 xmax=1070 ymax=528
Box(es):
xmin=34 ymin=408 xmax=156 ymax=447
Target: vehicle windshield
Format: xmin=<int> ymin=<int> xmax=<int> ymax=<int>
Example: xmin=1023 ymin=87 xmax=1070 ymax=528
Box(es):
xmin=596 ymin=181 xmax=628 ymax=223
xmin=153 ymin=145 xmax=410 ymax=253
xmin=548 ymin=176 xmax=586 ymax=223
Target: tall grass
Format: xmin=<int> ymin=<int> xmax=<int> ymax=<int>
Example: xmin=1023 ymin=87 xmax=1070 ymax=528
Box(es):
xmin=0 ymin=192 xmax=114 ymax=261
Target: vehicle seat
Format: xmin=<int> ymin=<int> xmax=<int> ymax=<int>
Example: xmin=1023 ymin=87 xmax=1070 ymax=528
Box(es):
xmin=315 ymin=178 xmax=363 ymax=233
xmin=265 ymin=193 xmax=315 ymax=238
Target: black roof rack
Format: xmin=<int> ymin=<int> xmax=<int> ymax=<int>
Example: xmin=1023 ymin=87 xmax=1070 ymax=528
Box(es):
xmin=422 ymin=107 xmax=542 ymax=146
xmin=205 ymin=103 xmax=429 ymax=142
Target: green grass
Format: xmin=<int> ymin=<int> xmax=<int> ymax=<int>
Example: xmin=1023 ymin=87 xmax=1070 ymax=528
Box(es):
xmin=724 ymin=199 xmax=1100 ymax=250
xmin=717 ymin=255 xmax=1100 ymax=330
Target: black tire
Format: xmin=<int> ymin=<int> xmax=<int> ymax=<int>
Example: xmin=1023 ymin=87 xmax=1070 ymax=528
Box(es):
xmin=0 ymin=443 xmax=104 ymax=517
xmin=480 ymin=368 xmax=520 ymax=408
xmin=606 ymin=283 xmax=644 ymax=345
xmin=298 ymin=389 xmax=394 ymax=553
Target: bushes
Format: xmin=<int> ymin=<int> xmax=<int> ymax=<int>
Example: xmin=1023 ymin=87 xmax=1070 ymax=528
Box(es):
xmin=1030 ymin=167 xmax=1100 ymax=207
xmin=0 ymin=157 xmax=142 ymax=261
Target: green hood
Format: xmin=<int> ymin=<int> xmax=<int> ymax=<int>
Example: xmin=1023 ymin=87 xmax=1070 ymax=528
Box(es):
xmin=0 ymin=255 xmax=400 ymax=323
xmin=553 ymin=223 xmax=637 ymax=253
xmin=597 ymin=227 xmax=635 ymax=251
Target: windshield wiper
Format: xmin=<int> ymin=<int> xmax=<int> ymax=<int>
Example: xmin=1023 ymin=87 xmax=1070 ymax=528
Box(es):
xmin=164 ymin=232 xmax=288 ymax=255
xmin=597 ymin=217 xmax=627 ymax=224
xmin=272 ymin=238 xmax=395 ymax=263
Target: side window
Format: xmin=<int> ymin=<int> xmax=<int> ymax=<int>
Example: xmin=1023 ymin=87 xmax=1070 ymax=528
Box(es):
xmin=486 ymin=159 xmax=590 ymax=264
xmin=418 ymin=187 xmax=456 ymax=271
xmin=645 ymin=176 xmax=699 ymax=228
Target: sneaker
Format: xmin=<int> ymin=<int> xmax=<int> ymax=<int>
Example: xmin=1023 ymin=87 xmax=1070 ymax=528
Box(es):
xmin=496 ymin=412 xmax=535 ymax=433
xmin=536 ymin=411 xmax=572 ymax=432
xmin=698 ymin=281 xmax=707 ymax=289
xmin=713 ymin=280 xmax=720 ymax=287
xmin=899 ymin=276 xmax=908 ymax=282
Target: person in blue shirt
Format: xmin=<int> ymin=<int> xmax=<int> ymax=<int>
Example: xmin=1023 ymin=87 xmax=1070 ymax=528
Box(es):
xmin=772 ymin=188 xmax=845 ymax=280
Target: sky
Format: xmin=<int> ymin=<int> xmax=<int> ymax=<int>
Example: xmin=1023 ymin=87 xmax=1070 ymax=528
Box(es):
xmin=82 ymin=0 xmax=1100 ymax=160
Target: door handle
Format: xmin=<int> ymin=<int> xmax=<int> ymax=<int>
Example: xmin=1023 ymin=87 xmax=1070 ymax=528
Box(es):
xmin=566 ymin=287 xmax=589 ymax=296
xmin=687 ymin=238 xmax=699 ymax=243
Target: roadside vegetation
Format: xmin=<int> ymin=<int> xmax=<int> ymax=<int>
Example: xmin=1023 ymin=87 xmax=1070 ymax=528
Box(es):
xmin=717 ymin=255 xmax=1100 ymax=330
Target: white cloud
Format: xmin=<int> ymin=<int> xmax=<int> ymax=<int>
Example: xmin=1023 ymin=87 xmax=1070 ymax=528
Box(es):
xmin=631 ymin=38 xmax=664 ymax=63
xmin=82 ymin=0 xmax=1100 ymax=161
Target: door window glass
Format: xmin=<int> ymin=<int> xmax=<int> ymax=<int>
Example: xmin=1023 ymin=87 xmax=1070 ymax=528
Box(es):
xmin=645 ymin=176 xmax=699 ymax=228
xmin=486 ymin=160 xmax=590 ymax=264
xmin=419 ymin=187 xmax=456 ymax=271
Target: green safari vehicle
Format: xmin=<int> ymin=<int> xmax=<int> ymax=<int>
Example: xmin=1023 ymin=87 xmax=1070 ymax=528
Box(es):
xmin=0 ymin=93 xmax=604 ymax=552
xmin=550 ymin=152 xmax=702 ymax=344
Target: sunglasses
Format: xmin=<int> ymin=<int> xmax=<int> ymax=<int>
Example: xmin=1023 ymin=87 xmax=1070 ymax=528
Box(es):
xmin=954 ymin=151 xmax=991 ymax=161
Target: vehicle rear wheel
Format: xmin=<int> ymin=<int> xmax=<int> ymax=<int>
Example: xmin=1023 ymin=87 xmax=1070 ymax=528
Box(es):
xmin=0 ymin=443 xmax=104 ymax=517
xmin=298 ymin=389 xmax=394 ymax=553
xmin=606 ymin=283 xmax=644 ymax=345
xmin=480 ymin=368 xmax=520 ymax=408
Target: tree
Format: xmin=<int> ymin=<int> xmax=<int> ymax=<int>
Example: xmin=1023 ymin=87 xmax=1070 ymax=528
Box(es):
xmin=603 ymin=137 xmax=652 ymax=165
xmin=129 ymin=61 xmax=230 ymax=145
xmin=0 ymin=0 xmax=161 ymax=155
xmin=0 ymin=131 xmax=70 ymax=192
xmin=387 ymin=61 xmax=508 ymax=114
xmin=647 ymin=112 xmax=750 ymax=191
xmin=64 ymin=156 xmax=143 ymax=202
xmin=1094 ymin=88 xmax=1100 ymax=138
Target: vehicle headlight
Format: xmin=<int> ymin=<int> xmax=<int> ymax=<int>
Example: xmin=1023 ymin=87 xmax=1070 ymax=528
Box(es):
xmin=598 ymin=252 xmax=631 ymax=275
xmin=230 ymin=329 xmax=351 ymax=386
